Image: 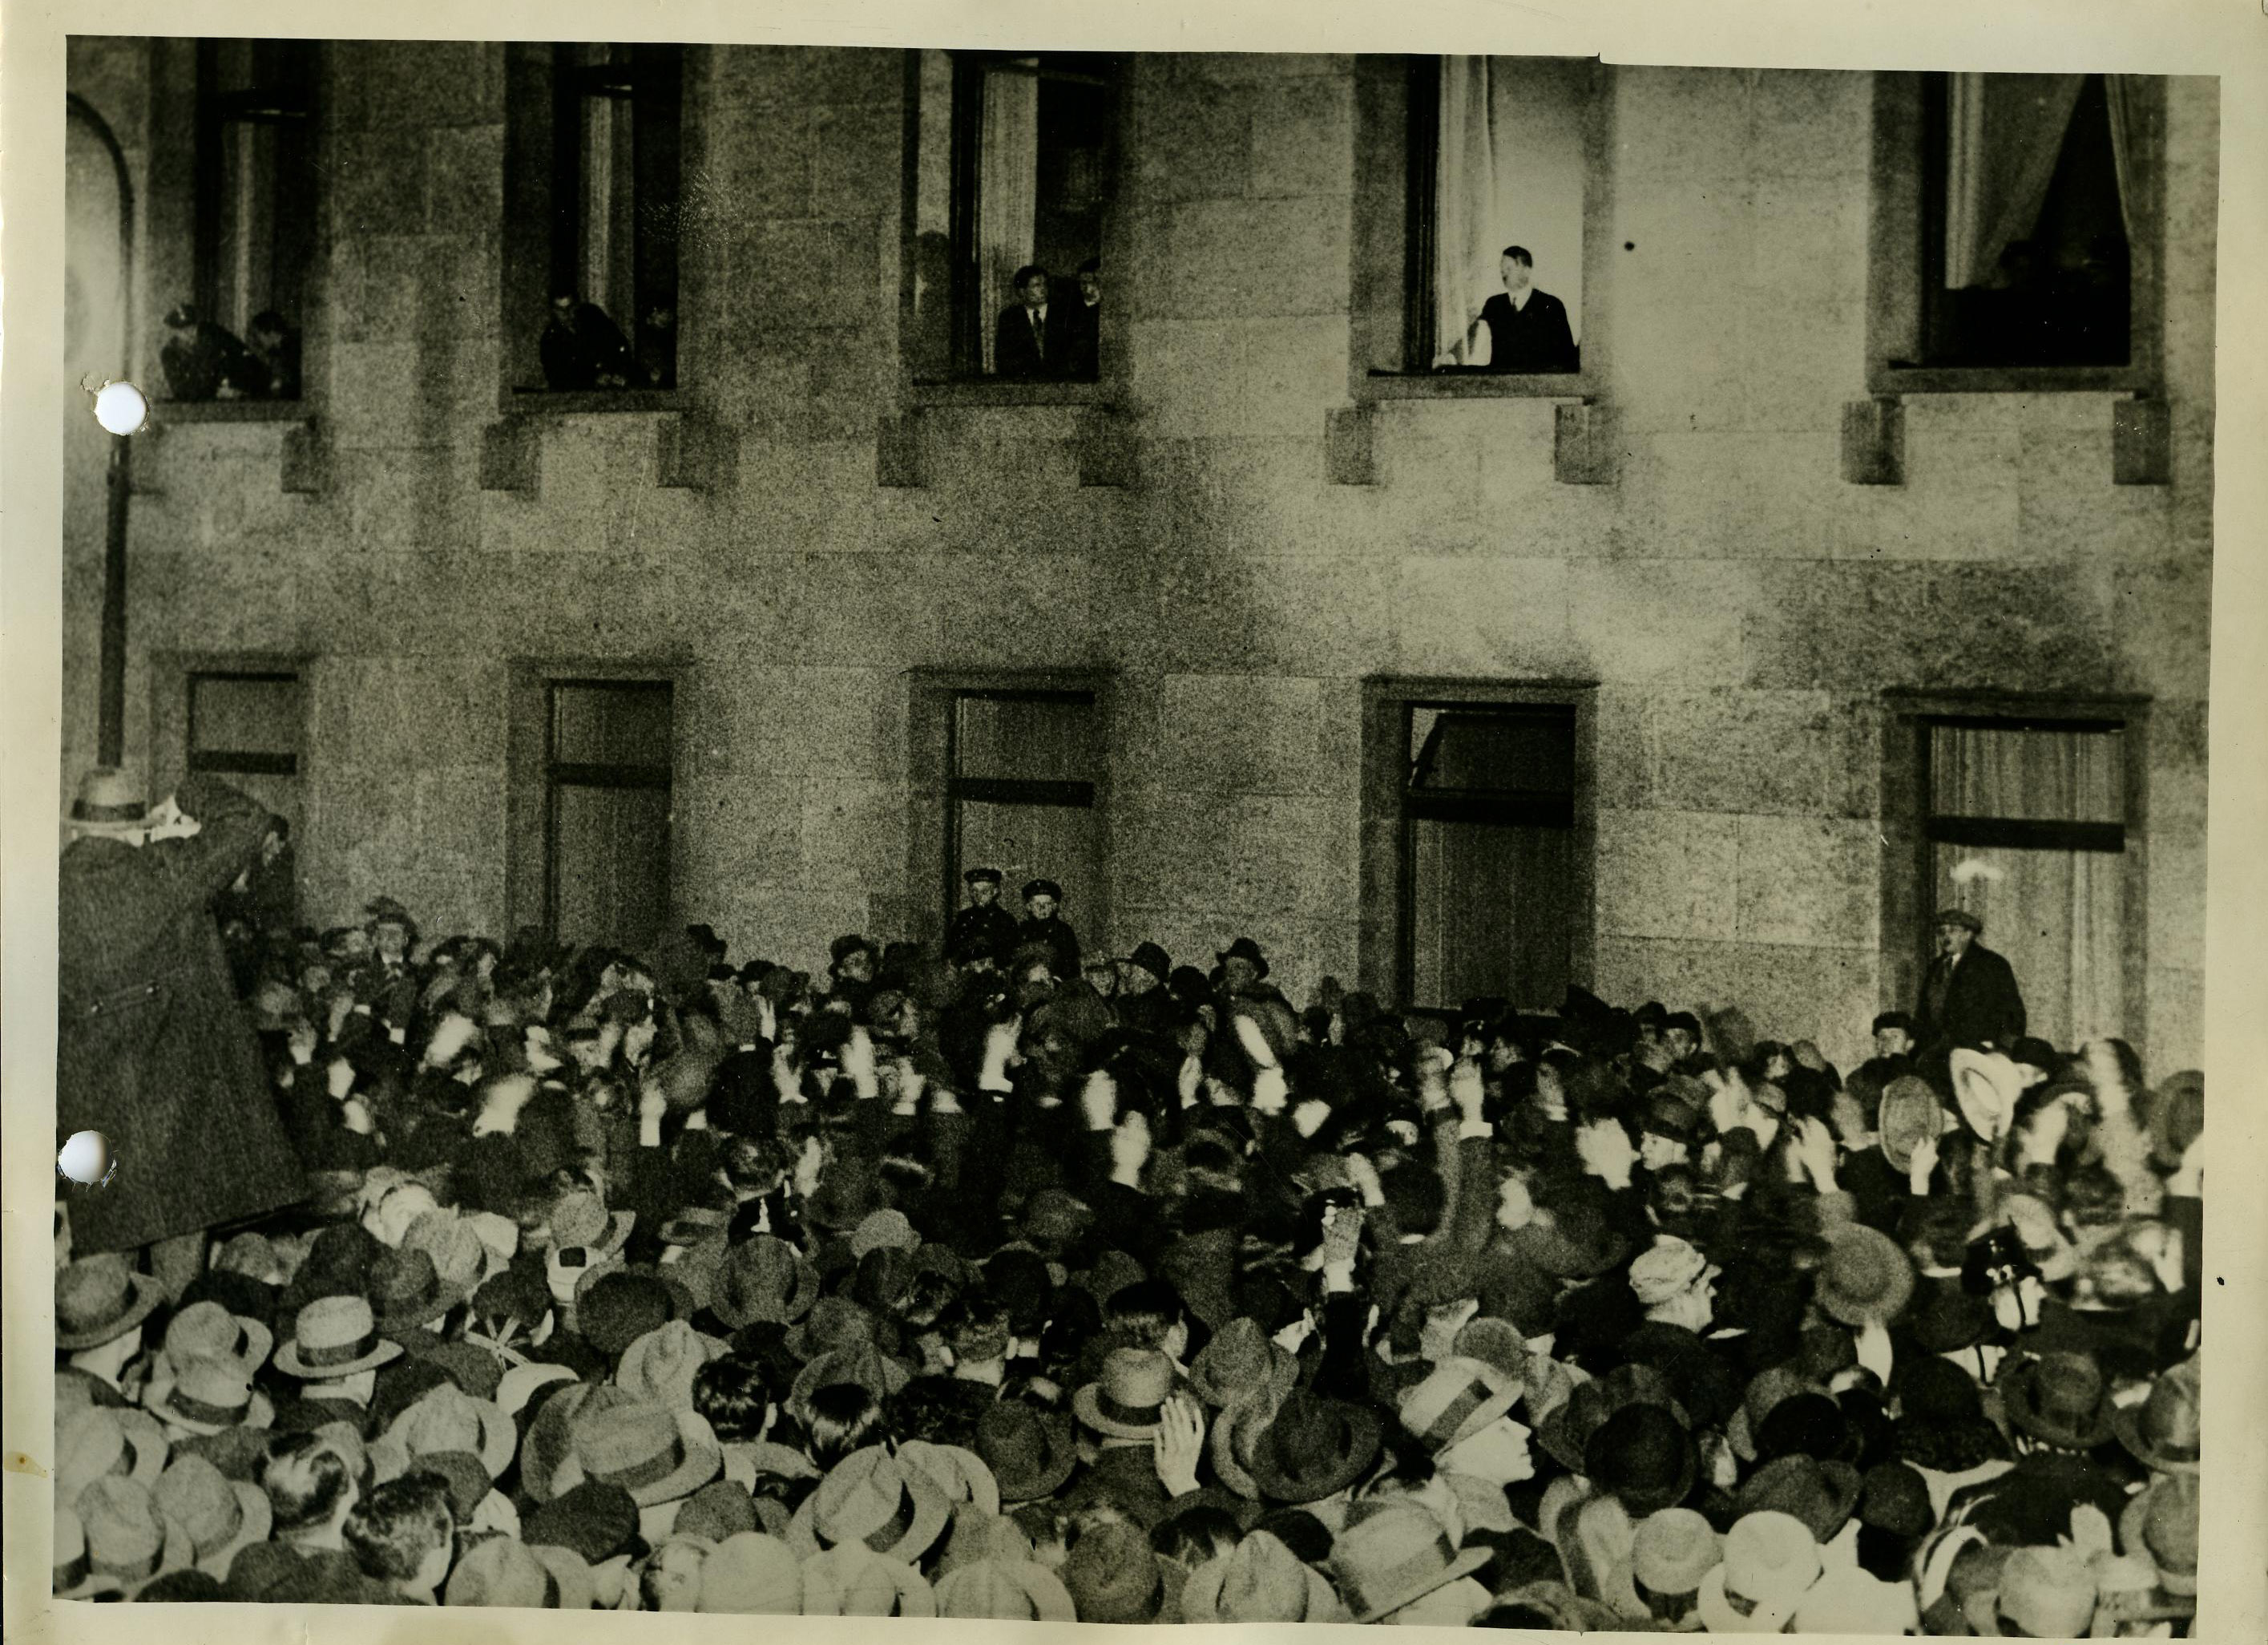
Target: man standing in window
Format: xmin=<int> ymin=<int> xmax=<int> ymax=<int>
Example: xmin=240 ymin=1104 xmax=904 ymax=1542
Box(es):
xmin=994 ymin=265 xmax=1066 ymax=379
xmin=1063 ymin=258 xmax=1102 ymax=381
xmin=1915 ymin=908 xmax=2027 ymax=1064
xmin=1443 ymin=246 xmax=1578 ymax=374
xmin=947 ymin=867 xmax=1020 ymax=970
xmin=540 ymin=289 xmax=639 ymax=391
xmin=1014 ymin=879 xmax=1080 ymax=980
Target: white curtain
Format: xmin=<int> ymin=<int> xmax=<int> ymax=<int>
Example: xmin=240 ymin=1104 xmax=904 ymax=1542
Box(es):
xmin=977 ymin=65 xmax=1040 ymax=375
xmin=2102 ymin=74 xmax=2141 ymax=243
xmin=1435 ymin=55 xmax=1515 ymax=365
xmin=1931 ymin=725 xmax=2126 ymax=1049
xmin=1943 ymin=72 xmax=2085 ymax=289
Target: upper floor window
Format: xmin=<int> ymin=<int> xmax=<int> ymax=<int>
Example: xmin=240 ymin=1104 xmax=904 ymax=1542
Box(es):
xmin=158 ymin=40 xmax=316 ymax=404
xmin=906 ymin=50 xmax=1120 ymax=384
xmin=1868 ymin=72 xmax=2161 ymax=391
xmin=505 ymin=43 xmax=683 ymax=396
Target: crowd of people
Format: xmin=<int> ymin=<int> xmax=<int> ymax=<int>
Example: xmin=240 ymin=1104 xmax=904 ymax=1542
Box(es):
xmin=53 ymin=773 xmax=2208 ymax=1631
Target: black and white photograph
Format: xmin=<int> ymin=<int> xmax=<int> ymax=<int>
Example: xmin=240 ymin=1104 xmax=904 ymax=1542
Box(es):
xmin=14 ymin=5 xmax=2267 ymax=1635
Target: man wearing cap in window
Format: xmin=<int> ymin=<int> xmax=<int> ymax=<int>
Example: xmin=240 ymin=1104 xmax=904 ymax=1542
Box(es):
xmin=946 ymin=867 xmax=1020 ymax=971
xmin=1013 ymin=880 xmax=1080 ymax=982
xmin=1915 ymin=907 xmax=2028 ymax=1068
xmin=59 ymin=770 xmax=306 ymax=1300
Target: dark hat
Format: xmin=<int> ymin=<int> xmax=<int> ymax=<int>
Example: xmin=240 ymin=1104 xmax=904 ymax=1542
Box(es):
xmin=1904 ymin=1283 xmax=1996 ymax=1354
xmin=1816 ymin=1226 xmax=1915 ymax=1328
xmin=1124 ymin=942 xmax=1172 ymax=983
xmin=1857 ymin=1461 xmax=1932 ymax=1538
xmin=1934 ymin=907 xmax=1983 ymax=932
xmin=523 ymin=1480 xmax=640 ymax=1564
xmin=1870 ymin=1011 xmax=1916 ymax=1036
xmin=1187 ymin=1317 xmax=1299 ymax=1410
xmin=574 ymin=1266 xmax=696 ymax=1358
xmin=975 ymin=1403 xmax=1078 ymax=1504
xmin=1242 ymin=1388 xmax=1383 ymax=1505
xmin=1733 ymin=1453 xmax=1862 ymax=1543
xmin=829 ymin=933 xmax=877 ymax=968
xmin=962 ymin=867 xmax=1003 ymax=886
xmin=1061 ymin=1520 xmax=1172 ymax=1623
xmin=2113 ymin=1356 xmax=2200 ymax=1475
xmin=1073 ymin=1348 xmax=1178 ymax=1440
xmin=1584 ymin=1402 xmax=1697 ymax=1517
xmin=1536 ymin=1364 xmax=1688 ymax=1474
xmin=1020 ymin=879 xmax=1063 ymax=903
xmin=1215 ymin=936 xmax=1269 ymax=978
xmin=1753 ymin=1392 xmax=1855 ymax=1468
xmin=1638 ymin=1093 xmax=1702 ymax=1144
xmin=2001 ymin=1351 xmax=2114 ymax=1451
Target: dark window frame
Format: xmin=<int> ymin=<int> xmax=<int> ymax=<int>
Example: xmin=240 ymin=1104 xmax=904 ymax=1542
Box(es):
xmin=1879 ymin=689 xmax=2152 ymax=1052
xmin=184 ymin=668 xmax=303 ymax=777
xmin=898 ymin=49 xmax=1126 ymax=406
xmin=1349 ymin=55 xmax=1613 ymax=405
xmin=500 ymin=42 xmax=693 ymax=414
xmin=942 ymin=685 xmax=1100 ymax=927
xmin=1359 ymin=677 xmax=1598 ymax=1006
xmin=1864 ymin=70 xmax=2166 ymax=397
xmin=540 ymin=677 xmax=675 ymax=943
xmin=906 ymin=668 xmax=1116 ymax=952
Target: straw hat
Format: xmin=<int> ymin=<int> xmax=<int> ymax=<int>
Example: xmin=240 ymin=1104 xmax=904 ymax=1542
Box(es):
xmin=1180 ymin=1530 xmax=1347 ymax=1623
xmin=2119 ymin=1472 xmax=2199 ymax=1597
xmin=273 ymin=1295 xmax=403 ymax=1378
xmin=55 ymin=1257 xmax=164 ymax=1351
xmin=1695 ymin=1511 xmax=1820 ymax=1633
xmin=142 ymin=1354 xmax=275 ymax=1437
xmin=65 ymin=768 xmax=155 ymax=835
xmin=1326 ymin=1500 xmax=1491 ymax=1623
xmin=786 ymin=1445 xmax=950 ymax=1564
xmin=151 ymin=1454 xmax=271 ymax=1579
xmin=934 ymin=1556 xmax=1080 ymax=1621
xmin=799 ymin=1543 xmax=937 ymax=1616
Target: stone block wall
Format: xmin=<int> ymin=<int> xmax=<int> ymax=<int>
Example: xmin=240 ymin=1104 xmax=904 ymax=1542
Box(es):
xmin=63 ymin=42 xmax=2217 ymax=1073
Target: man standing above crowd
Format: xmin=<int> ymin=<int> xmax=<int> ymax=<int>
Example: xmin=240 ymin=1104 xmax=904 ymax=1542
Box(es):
xmin=1014 ymin=879 xmax=1080 ymax=980
xmin=1916 ymin=907 xmax=2027 ymax=1062
xmin=946 ymin=867 xmax=1020 ymax=968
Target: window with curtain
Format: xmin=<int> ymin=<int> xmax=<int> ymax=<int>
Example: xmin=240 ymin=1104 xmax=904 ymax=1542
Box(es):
xmin=1926 ymin=719 xmax=2128 ymax=1050
xmin=947 ymin=690 xmax=1100 ymax=926
xmin=510 ymin=43 xmax=681 ymax=393
xmin=1403 ymin=55 xmax=1595 ymax=376
xmin=165 ymin=39 xmax=315 ymax=402
xmin=1913 ymin=71 xmax=2141 ymax=369
xmin=1402 ymin=703 xmax=1580 ymax=1011
xmin=907 ymin=51 xmax=1118 ymax=382
xmin=546 ymin=681 xmax=674 ymax=950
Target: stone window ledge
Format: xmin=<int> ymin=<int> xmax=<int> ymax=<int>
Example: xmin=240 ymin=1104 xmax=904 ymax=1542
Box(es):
xmin=500 ymin=388 xmax=686 ymax=418
xmin=149 ymin=398 xmax=311 ymax=425
xmin=905 ymin=378 xmax=1111 ymax=410
xmin=1355 ymin=369 xmax=1597 ymax=404
xmin=1866 ymin=363 xmax=2158 ymax=398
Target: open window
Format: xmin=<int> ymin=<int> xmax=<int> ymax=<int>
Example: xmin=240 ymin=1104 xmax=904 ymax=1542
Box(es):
xmin=504 ymin=43 xmax=684 ymax=398
xmin=904 ymin=50 xmax=1120 ymax=386
xmin=1361 ymin=681 xmax=1596 ymax=1009
xmin=1868 ymin=72 xmax=2163 ymax=394
xmin=155 ymin=39 xmax=317 ymax=405
xmin=1352 ymin=55 xmax=1608 ymax=399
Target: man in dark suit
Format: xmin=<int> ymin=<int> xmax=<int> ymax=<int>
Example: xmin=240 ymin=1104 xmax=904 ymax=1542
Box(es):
xmin=1443 ymin=245 xmax=1579 ymax=374
xmin=946 ymin=867 xmax=1021 ymax=969
xmin=1915 ymin=907 xmax=2028 ymax=1061
xmin=1013 ymin=879 xmax=1081 ymax=980
xmin=993 ymin=264 xmax=1070 ymax=379
xmin=1063 ymin=257 xmax=1102 ymax=381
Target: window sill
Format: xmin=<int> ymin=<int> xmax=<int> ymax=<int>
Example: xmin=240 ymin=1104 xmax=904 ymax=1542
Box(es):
xmin=1866 ymin=363 xmax=2157 ymax=398
xmin=906 ymin=378 xmax=1110 ymax=410
xmin=502 ymin=388 xmax=685 ymax=417
xmin=151 ymin=398 xmax=310 ymax=425
xmin=1356 ymin=369 xmax=1596 ymax=403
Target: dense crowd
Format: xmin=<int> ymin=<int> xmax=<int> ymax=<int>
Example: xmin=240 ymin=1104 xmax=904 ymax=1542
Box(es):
xmin=54 ymin=802 xmax=2207 ymax=1631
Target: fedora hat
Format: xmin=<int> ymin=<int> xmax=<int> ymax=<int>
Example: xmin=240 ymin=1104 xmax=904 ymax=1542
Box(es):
xmin=1124 ymin=941 xmax=1172 ymax=983
xmin=680 ymin=1530 xmax=799 ymax=1613
xmin=387 ymin=1383 xmax=517 ymax=1479
xmin=444 ymin=1534 xmax=595 ymax=1609
xmin=1695 ymin=1510 xmax=1819 ymax=1633
xmin=1397 ymin=1355 xmax=1523 ymax=1455
xmin=159 ymin=1299 xmax=275 ymax=1378
xmin=369 ymin=1246 xmax=470 ymax=1334
xmin=545 ymin=1384 xmax=722 ymax=1507
xmin=1329 ymin=1500 xmax=1490 ymax=1623
xmin=1073 ymin=1347 xmax=1179 ymax=1440
xmin=65 ymin=767 xmax=155 ymax=835
xmin=1733 ymin=1453 xmax=1862 ymax=1544
xmin=1061 ymin=1519 xmax=1180 ymax=1623
xmin=574 ymin=1263 xmax=696 ymax=1356
xmin=1181 ymin=1530 xmax=1347 ymax=1623
xmin=142 ymin=1354 xmax=274 ymax=1437
xmin=1817 ymin=1225 xmax=1915 ymax=1328
xmin=1951 ymin=1049 xmax=2023 ymax=1144
xmin=273 ymin=1295 xmax=403 ymax=1378
xmin=1792 ymin=1563 xmax=1923 ymax=1634
xmin=975 ymin=1403 xmax=1077 ymax=1504
xmin=935 ymin=1555 xmax=1080 ymax=1621
xmin=1215 ymin=936 xmax=1269 ymax=978
xmin=1905 ymin=1283 xmax=1996 ymax=1355
xmin=1587 ymin=1401 xmax=1697 ymax=1518
xmin=1935 ymin=907 xmax=1983 ymax=934
xmin=56 ymin=1405 xmax=168 ymax=1509
xmin=1632 ymin=1506 xmax=1721 ymax=1597
xmin=1538 ymin=1363 xmax=1689 ymax=1473
xmin=849 ymin=1208 xmax=920 ymax=1259
xmin=2119 ymin=1472 xmax=2199 ymax=1597
xmin=1243 ymin=1388 xmax=1384 ymax=1505
xmin=59 ymin=1477 xmax=194 ymax=1599
xmin=1188 ymin=1316 xmax=1299 ymax=1409
xmin=712 ymin=1235 xmax=821 ymax=1330
xmin=56 ymin=1256 xmax=164 ymax=1351
xmin=404 ymin=1210 xmax=494 ymax=1294
xmin=523 ymin=1478 xmax=641 ymax=1566
xmin=151 ymin=1454 xmax=270 ymax=1580
xmin=800 ymin=1542 xmax=937 ymax=1616
xmin=617 ymin=1320 xmax=728 ymax=1413
xmin=2114 ymin=1356 xmax=2201 ymax=1475
xmin=896 ymin=1439 xmax=1001 ymax=1518
xmin=546 ymin=1190 xmax=635 ymax=1258
xmin=1992 ymin=1543 xmax=2098 ymax=1638
xmin=1878 ymin=1076 xmax=1945 ymax=1173
xmin=789 ymin=1342 xmax=913 ymax=1409
xmin=788 ymin=1445 xmax=951 ymax=1563
xmin=2000 ymin=1351 xmax=2114 ymax=1451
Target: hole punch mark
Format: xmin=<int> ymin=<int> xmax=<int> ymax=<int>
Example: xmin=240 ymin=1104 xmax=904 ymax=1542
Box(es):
xmin=58 ymin=1130 xmax=117 ymax=1187
xmin=89 ymin=378 xmax=148 ymax=436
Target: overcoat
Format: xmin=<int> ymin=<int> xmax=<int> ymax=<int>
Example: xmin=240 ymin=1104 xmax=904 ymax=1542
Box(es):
xmin=58 ymin=774 xmax=308 ymax=1253
xmin=1916 ymin=940 xmax=2028 ymax=1055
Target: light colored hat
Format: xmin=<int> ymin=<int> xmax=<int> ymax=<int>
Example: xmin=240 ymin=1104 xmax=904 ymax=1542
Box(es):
xmin=1696 ymin=1511 xmax=1820 ymax=1633
xmin=388 ymin=1383 xmax=518 ymax=1479
xmin=849 ymin=1208 xmax=920 ymax=1259
xmin=1327 ymin=1500 xmax=1492 ymax=1623
xmin=1628 ymin=1235 xmax=1715 ymax=1308
xmin=60 ymin=1476 xmax=194 ymax=1598
xmin=786 ymin=1444 xmax=951 ymax=1563
xmin=66 ymin=768 xmax=155 ymax=835
xmin=55 ymin=1256 xmax=164 ymax=1350
xmin=160 ymin=1299 xmax=276 ymax=1376
xmin=1396 ymin=1355 xmax=1523 ymax=1454
xmin=1632 ymin=1506 xmax=1721 ymax=1596
xmin=934 ymin=1556 xmax=1080 ymax=1621
xmin=695 ymin=1531 xmax=805 ymax=1613
xmin=151 ymin=1454 xmax=271 ymax=1579
xmin=143 ymin=1353 xmax=275 ymax=1436
xmin=2120 ymin=1472 xmax=2199 ymax=1597
xmin=1791 ymin=1563 xmax=1923 ymax=1634
xmin=615 ymin=1320 xmax=728 ymax=1413
xmin=274 ymin=1295 xmax=403 ymax=1377
xmin=1995 ymin=1544 xmax=2098 ymax=1639
xmin=895 ymin=1438 xmax=1001 ymax=1518
xmin=1181 ymin=1530 xmax=1347 ymax=1623
xmin=800 ymin=1542 xmax=937 ymax=1616
xmin=1951 ymin=1049 xmax=2022 ymax=1144
xmin=55 ymin=1405 xmax=167 ymax=1509
xmin=443 ymin=1534 xmax=595 ymax=1608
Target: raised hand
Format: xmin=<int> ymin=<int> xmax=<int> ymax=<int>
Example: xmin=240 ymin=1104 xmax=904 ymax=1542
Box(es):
xmin=1080 ymin=1069 xmax=1120 ymax=1132
xmin=1110 ymin=1108 xmax=1152 ymax=1186
xmin=1153 ymin=1393 xmax=1207 ymax=1496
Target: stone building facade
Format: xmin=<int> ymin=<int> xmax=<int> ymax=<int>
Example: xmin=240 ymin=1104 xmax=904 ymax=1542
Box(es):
xmin=62 ymin=41 xmax=2216 ymax=1073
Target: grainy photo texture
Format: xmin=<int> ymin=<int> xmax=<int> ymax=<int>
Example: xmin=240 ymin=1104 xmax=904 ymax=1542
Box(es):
xmin=54 ymin=38 xmax=2214 ymax=1631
